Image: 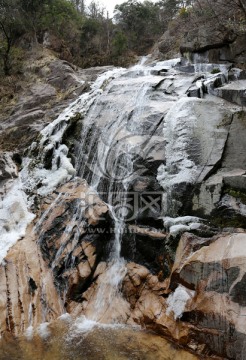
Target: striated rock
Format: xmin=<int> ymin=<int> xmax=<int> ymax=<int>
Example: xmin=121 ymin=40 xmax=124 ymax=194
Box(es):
xmin=36 ymin=178 xmax=111 ymax=305
xmin=7 ymin=109 xmax=45 ymax=127
xmin=0 ymin=225 xmax=63 ymax=336
xmin=0 ymin=177 xmax=113 ymax=336
xmin=157 ymin=96 xmax=234 ymax=216
xmin=167 ymin=231 xmax=246 ymax=359
xmin=192 ymin=110 xmax=246 ymax=224
xmin=119 ymin=231 xmax=246 ymax=359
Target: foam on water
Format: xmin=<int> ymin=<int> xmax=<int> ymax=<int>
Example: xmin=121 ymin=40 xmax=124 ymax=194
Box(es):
xmin=0 ymin=180 xmax=35 ymax=263
xmin=67 ymin=315 xmax=133 ymax=338
xmin=25 ymin=326 xmax=34 ymax=341
xmin=37 ymin=322 xmax=51 ymax=339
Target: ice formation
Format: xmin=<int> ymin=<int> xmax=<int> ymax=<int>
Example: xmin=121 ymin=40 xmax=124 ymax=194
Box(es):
xmin=0 ymin=180 xmax=35 ymax=263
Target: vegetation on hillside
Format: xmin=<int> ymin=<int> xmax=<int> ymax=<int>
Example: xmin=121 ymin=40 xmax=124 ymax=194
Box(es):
xmin=0 ymin=0 xmax=245 ymax=75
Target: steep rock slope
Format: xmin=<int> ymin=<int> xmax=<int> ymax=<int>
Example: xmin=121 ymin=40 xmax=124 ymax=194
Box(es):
xmin=0 ymin=53 xmax=246 ymax=359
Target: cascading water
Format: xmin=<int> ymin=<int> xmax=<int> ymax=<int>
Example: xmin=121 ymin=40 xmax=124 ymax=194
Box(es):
xmin=18 ymin=54 xmax=236 ymax=328
xmin=21 ymin=58 xmax=172 ymax=324
xmin=1 ymin=44 xmax=245 ymax=360
xmin=74 ymin=65 xmax=155 ymax=323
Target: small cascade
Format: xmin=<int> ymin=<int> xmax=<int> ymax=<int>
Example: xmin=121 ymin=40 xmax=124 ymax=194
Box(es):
xmin=75 ymin=64 xmax=155 ymax=323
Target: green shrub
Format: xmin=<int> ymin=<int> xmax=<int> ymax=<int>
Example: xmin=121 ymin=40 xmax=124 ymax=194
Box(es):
xmin=211 ymin=68 xmax=221 ymax=74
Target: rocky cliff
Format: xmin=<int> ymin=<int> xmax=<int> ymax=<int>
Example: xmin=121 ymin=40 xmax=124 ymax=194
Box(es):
xmin=0 ymin=49 xmax=246 ymax=359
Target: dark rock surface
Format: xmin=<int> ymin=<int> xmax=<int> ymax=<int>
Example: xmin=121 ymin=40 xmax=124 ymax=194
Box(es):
xmin=36 ymin=178 xmax=111 ymax=303
xmin=180 ymin=28 xmax=246 ymax=67
xmin=0 ymin=48 xmax=113 ymax=154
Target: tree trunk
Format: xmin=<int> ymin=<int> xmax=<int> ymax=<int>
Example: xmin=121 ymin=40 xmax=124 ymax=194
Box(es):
xmin=0 ymin=22 xmax=12 ymax=75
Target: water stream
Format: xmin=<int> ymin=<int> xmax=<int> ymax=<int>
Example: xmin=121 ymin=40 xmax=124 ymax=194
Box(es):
xmin=70 ymin=58 xmax=186 ymax=323
xmin=16 ymin=55 xmax=234 ymax=331
xmin=0 ymin=53 xmax=239 ymax=358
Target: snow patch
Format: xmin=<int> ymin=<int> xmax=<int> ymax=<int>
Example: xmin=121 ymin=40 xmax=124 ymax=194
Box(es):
xmin=153 ymin=58 xmax=181 ymax=68
xmin=164 ymin=216 xmax=201 ymax=229
xmin=0 ymin=180 xmax=35 ymax=263
xmin=169 ymin=223 xmax=201 ymax=237
xmin=166 ymin=285 xmax=195 ymax=320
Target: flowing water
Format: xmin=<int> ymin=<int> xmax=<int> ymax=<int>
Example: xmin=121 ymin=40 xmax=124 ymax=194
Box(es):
xmin=0 ymin=56 xmax=234 ymax=358
xmin=70 ymin=59 xmax=187 ymax=323
xmin=20 ymin=56 xmax=233 ymax=325
xmin=74 ymin=67 xmax=156 ymax=322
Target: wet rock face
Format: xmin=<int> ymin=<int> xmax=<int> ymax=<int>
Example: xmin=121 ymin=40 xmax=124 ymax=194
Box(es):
xmin=0 ymin=227 xmax=64 ymax=336
xmin=36 ymin=178 xmax=112 ymax=303
xmin=155 ymin=76 xmax=246 ymax=226
xmin=1 ymin=53 xmax=246 ymax=360
xmin=191 ymin=110 xmax=246 ymax=226
xmin=167 ymin=231 xmax=246 ymax=359
xmin=121 ymin=225 xmax=166 ymax=275
xmin=0 ymin=152 xmax=18 ymax=185
xmin=157 ymin=96 xmax=235 ymax=216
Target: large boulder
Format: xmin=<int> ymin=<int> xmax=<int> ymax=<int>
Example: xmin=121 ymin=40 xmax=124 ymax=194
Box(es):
xmin=192 ymin=110 xmax=246 ymax=224
xmin=124 ymin=231 xmax=246 ymax=359
xmin=180 ymin=27 xmax=246 ymax=66
xmin=167 ymin=231 xmax=246 ymax=359
xmin=214 ymin=81 xmax=246 ymax=107
xmin=157 ymin=96 xmax=235 ymax=216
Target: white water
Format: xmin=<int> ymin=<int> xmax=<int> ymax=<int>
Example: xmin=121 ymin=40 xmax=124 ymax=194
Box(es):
xmin=75 ymin=62 xmax=156 ymax=323
xmin=21 ymin=67 xmax=126 ymax=198
xmin=14 ymin=55 xmax=236 ymax=328
xmin=0 ymin=179 xmax=35 ymax=263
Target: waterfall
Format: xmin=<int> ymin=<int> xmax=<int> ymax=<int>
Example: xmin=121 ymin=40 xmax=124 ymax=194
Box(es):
xmin=21 ymin=60 xmax=172 ymax=323
xmin=74 ymin=65 xmax=154 ymax=322
xmin=18 ymin=55 xmax=234 ymax=327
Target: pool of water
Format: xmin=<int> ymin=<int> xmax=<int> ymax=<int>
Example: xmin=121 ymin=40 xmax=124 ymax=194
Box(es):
xmin=0 ymin=322 xmax=200 ymax=360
